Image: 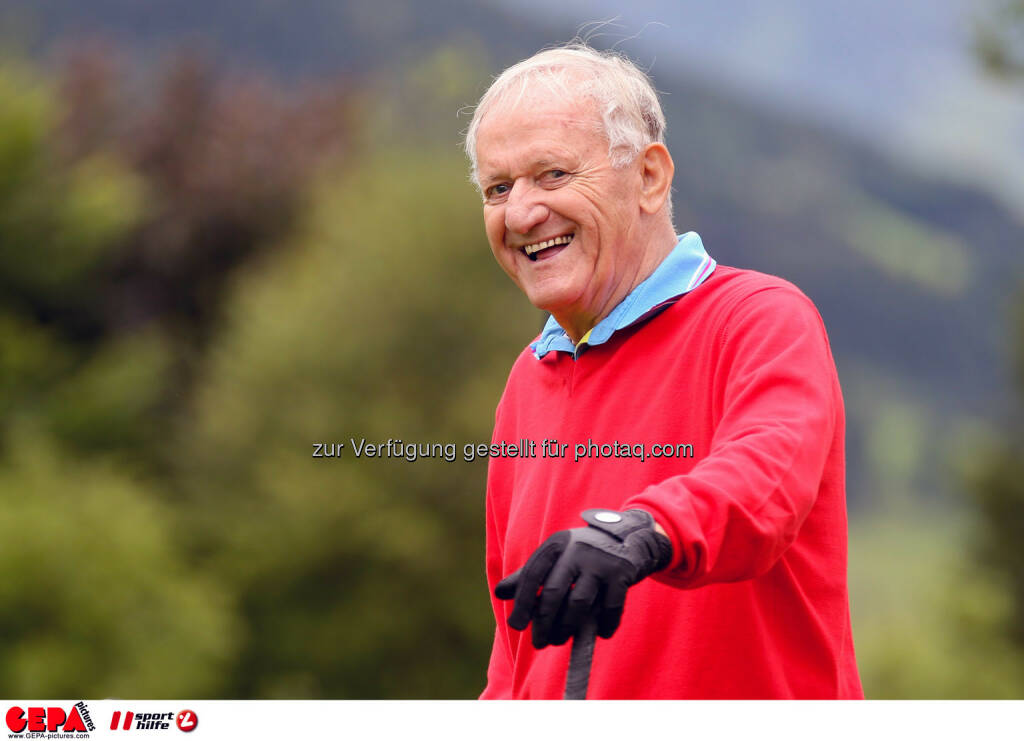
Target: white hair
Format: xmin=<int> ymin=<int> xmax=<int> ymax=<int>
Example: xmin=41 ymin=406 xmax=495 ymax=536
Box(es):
xmin=464 ymin=43 xmax=668 ymax=188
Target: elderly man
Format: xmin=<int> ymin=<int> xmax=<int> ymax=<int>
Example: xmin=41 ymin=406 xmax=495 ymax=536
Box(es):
xmin=466 ymin=44 xmax=862 ymax=699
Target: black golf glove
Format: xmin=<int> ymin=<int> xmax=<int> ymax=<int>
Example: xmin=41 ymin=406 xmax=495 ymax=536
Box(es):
xmin=495 ymin=508 xmax=673 ymax=649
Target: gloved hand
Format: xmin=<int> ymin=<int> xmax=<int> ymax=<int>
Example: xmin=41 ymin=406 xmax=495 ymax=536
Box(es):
xmin=495 ymin=508 xmax=673 ymax=649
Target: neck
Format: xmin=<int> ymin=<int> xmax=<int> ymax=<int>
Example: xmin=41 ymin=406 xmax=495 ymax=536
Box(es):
xmin=554 ymin=221 xmax=678 ymax=344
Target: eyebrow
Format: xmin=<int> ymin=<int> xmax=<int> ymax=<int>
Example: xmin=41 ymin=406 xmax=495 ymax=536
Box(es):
xmin=479 ymin=158 xmax=569 ymax=187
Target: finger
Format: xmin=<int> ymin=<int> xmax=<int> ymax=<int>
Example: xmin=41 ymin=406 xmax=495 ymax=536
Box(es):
xmin=596 ymin=575 xmax=630 ymax=639
xmin=551 ymin=572 xmax=601 ymax=646
xmin=507 ymin=533 xmax=569 ymax=631
xmin=546 ymin=597 xmax=574 ymax=647
xmin=494 ymin=568 xmax=521 ymax=600
xmin=531 ymin=557 xmax=579 ymax=649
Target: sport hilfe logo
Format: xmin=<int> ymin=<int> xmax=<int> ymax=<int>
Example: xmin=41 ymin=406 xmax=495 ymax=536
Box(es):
xmin=109 ymin=709 xmax=198 ymax=733
xmin=6 ymin=702 xmax=96 ymax=734
xmin=175 ymin=711 xmax=197 ymax=733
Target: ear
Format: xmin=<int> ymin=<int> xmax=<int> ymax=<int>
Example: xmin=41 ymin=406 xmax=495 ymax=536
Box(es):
xmin=638 ymin=142 xmax=674 ymax=216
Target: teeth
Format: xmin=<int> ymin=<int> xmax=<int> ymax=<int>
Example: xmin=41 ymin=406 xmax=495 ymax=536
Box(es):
xmin=523 ymin=234 xmax=573 ymax=256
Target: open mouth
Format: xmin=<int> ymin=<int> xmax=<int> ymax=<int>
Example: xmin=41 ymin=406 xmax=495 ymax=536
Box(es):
xmin=523 ymin=233 xmax=574 ymax=262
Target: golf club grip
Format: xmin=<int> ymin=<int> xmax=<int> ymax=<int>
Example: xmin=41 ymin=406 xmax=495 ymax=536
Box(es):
xmin=563 ymin=616 xmax=598 ymax=700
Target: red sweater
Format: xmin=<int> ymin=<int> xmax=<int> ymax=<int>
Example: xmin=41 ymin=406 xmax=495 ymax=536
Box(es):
xmin=481 ymin=266 xmax=862 ymax=699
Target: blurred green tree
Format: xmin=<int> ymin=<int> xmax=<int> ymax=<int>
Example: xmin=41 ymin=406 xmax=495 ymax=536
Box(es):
xmin=958 ymin=0 xmax=1024 ymax=690
xmin=1 ymin=45 xmax=355 ymax=469
xmin=965 ymin=300 xmax=1024 ymax=648
xmin=0 ymin=430 xmax=236 ymax=697
xmin=0 ymin=46 xmax=359 ymax=698
xmin=0 ymin=60 xmax=237 ymax=697
xmin=176 ymin=145 xmax=539 ymax=698
xmin=1 ymin=40 xmax=544 ymax=698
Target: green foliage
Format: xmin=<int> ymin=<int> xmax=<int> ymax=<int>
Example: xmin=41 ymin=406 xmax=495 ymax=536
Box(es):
xmin=969 ymin=444 xmax=1024 ymax=642
xmin=845 ymin=315 xmax=1024 ymax=698
xmin=41 ymin=329 xmax=174 ymax=458
xmin=0 ymin=50 xmax=357 ymax=698
xmin=964 ymin=296 xmax=1024 ymax=648
xmin=0 ymin=44 xmax=537 ymax=699
xmin=0 ymin=67 xmax=143 ymax=314
xmin=177 ymin=148 xmax=537 ymax=697
xmin=0 ymin=314 xmax=73 ymax=418
xmin=850 ymin=511 xmax=1024 ymax=698
xmin=0 ymin=430 xmax=236 ymax=697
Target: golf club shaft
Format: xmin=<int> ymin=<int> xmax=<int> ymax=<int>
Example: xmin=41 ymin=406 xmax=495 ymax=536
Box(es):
xmin=563 ymin=616 xmax=598 ymax=700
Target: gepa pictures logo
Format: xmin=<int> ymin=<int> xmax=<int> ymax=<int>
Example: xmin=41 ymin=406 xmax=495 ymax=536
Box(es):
xmin=6 ymin=702 xmax=95 ymax=736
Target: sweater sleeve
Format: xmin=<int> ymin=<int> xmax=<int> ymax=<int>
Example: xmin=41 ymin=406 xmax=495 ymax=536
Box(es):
xmin=622 ymin=285 xmax=839 ymax=589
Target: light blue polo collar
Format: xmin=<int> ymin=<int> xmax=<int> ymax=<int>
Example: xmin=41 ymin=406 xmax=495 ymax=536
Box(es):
xmin=530 ymin=232 xmax=716 ymax=359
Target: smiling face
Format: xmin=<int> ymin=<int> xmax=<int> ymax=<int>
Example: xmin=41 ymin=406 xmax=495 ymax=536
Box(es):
xmin=474 ymin=93 xmax=658 ymax=341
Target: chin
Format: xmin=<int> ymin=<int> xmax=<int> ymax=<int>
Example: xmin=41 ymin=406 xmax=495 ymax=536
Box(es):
xmin=523 ymin=288 xmax=573 ymax=316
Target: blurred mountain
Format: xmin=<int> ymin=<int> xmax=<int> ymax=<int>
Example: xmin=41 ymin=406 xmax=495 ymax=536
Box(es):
xmin=1 ymin=0 xmax=1021 ymax=506
xmin=495 ymin=0 xmax=1024 ymax=212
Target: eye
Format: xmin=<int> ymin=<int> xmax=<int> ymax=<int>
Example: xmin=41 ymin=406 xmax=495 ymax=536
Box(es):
xmin=484 ymin=182 xmax=511 ymax=202
xmin=541 ymin=169 xmax=570 ymax=185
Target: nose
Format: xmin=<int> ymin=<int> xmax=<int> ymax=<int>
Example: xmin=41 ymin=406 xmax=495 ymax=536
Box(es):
xmin=504 ymin=180 xmax=550 ymax=236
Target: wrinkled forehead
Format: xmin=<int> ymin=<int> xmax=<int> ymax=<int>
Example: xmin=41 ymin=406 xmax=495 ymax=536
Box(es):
xmin=474 ymin=89 xmax=606 ymax=167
